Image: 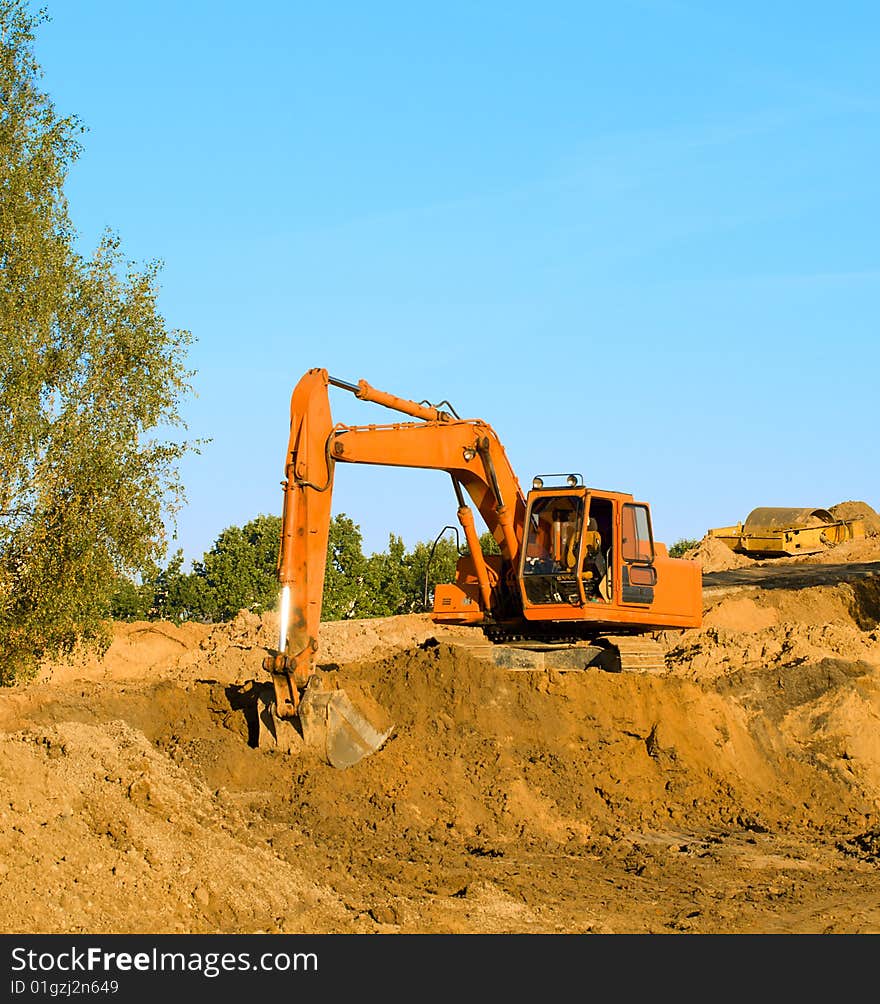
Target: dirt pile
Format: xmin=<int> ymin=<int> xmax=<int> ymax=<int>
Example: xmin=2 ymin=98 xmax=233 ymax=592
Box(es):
xmin=3 ymin=556 xmax=880 ymax=934
xmin=681 ymin=535 xmax=754 ymax=572
xmin=831 ymin=500 xmax=880 ymax=537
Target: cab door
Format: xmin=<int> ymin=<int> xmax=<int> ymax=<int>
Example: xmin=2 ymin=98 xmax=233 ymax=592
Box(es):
xmin=620 ymin=502 xmax=657 ymax=605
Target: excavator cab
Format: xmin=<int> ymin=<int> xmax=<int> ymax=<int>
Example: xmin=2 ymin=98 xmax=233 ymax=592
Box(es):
xmin=517 ymin=476 xmax=617 ymax=609
xmin=517 ymin=477 xmax=657 ymax=615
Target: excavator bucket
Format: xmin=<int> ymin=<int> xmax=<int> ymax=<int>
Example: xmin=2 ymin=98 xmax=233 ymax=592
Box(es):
xmin=299 ymin=676 xmax=394 ymax=769
xmin=257 ymin=673 xmax=394 ymax=769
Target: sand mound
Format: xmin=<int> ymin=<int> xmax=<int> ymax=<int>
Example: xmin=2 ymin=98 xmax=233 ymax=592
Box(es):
xmin=4 ymin=564 xmax=880 ymax=935
xmin=0 ymin=716 xmax=344 ymax=934
xmin=35 ymin=610 xmax=469 ymax=689
xmin=831 ymin=500 xmax=880 ymax=537
xmin=682 ymin=535 xmax=754 ymax=571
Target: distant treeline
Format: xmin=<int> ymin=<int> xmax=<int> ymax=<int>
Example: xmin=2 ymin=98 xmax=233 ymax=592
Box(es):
xmin=110 ymin=514 xmax=499 ymax=624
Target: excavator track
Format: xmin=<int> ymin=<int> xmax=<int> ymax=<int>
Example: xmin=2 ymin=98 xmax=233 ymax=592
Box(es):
xmin=436 ymin=627 xmax=669 ymax=675
xmin=596 ymin=635 xmax=668 ymax=674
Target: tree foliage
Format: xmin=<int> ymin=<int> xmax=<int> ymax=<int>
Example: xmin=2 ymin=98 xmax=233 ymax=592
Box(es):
xmin=109 ymin=511 xmax=486 ymax=626
xmin=318 ymin=514 xmax=366 ymax=620
xmin=195 ymin=515 xmax=280 ymax=622
xmin=0 ymin=4 xmax=195 ymax=682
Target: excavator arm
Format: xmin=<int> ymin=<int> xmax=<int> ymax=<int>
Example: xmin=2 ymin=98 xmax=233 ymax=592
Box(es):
xmin=262 ymin=367 xmax=527 ymax=722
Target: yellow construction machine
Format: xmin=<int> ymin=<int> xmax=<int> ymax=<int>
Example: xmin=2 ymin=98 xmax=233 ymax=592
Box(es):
xmin=708 ymin=507 xmax=864 ymax=558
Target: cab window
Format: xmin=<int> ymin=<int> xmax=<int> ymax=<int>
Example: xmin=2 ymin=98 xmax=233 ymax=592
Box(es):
xmin=523 ymin=496 xmax=583 ymax=575
xmin=520 ymin=495 xmax=584 ymax=605
xmin=621 ymin=504 xmax=654 ymax=562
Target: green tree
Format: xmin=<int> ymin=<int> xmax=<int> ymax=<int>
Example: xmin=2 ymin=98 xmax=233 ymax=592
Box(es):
xmin=195 ymin=515 xmax=281 ymax=622
xmin=108 ymin=571 xmax=154 ymax=622
xmin=0 ymin=4 xmax=196 ymax=682
xmin=149 ymin=549 xmax=211 ymax=623
xmin=322 ymin=514 xmax=368 ymax=620
xmin=107 ymin=511 xmax=498 ymax=628
xmin=359 ymin=533 xmax=408 ymax=617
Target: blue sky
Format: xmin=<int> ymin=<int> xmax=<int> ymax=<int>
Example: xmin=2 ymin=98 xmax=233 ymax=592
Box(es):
xmin=31 ymin=1 xmax=879 ymax=564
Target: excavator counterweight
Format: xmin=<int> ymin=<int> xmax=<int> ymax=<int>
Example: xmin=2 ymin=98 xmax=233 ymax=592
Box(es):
xmin=260 ymin=368 xmax=702 ymax=767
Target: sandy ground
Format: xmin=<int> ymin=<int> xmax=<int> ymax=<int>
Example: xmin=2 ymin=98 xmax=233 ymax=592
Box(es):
xmin=2 ymin=530 xmax=880 ymax=935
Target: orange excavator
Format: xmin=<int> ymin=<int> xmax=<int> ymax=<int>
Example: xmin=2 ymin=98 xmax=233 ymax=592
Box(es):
xmin=260 ymin=368 xmax=702 ymax=767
